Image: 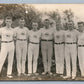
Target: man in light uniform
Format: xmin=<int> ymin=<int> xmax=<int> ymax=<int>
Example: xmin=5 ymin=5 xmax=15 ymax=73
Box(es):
xmin=53 ymin=22 xmax=65 ymax=76
xmin=41 ymin=19 xmax=53 ymax=75
xmin=14 ymin=18 xmax=29 ymax=76
xmin=63 ymin=21 xmax=79 ymax=79
xmin=77 ymin=22 xmax=84 ymax=77
xmin=28 ymin=22 xmax=41 ymax=76
xmin=0 ymin=16 xmax=15 ymax=78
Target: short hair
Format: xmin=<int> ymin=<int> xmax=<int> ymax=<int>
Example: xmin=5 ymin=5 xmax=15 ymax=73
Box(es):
xmin=5 ymin=16 xmax=12 ymax=20
xmin=66 ymin=20 xmax=74 ymax=26
xmin=77 ymin=22 xmax=84 ymax=25
xmin=44 ymin=19 xmax=49 ymax=22
xmin=20 ymin=17 xmax=24 ymax=20
xmin=32 ymin=22 xmax=38 ymax=24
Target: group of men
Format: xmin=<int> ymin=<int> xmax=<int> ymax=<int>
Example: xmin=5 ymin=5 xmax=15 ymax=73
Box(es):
xmin=0 ymin=16 xmax=84 ymax=80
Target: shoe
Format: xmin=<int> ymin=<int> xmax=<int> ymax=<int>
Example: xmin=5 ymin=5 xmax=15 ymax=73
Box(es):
xmin=22 ymin=73 xmax=27 ymax=76
xmin=42 ymin=72 xmax=47 ymax=75
xmin=7 ymin=75 xmax=13 ymax=78
xmin=72 ymin=76 xmax=76 ymax=79
xmin=48 ymin=72 xmax=53 ymax=75
xmin=34 ymin=73 xmax=39 ymax=76
xmin=60 ymin=74 xmax=64 ymax=77
xmin=63 ymin=75 xmax=71 ymax=79
xmin=18 ymin=73 xmax=21 ymax=76
xmin=27 ymin=73 xmax=32 ymax=76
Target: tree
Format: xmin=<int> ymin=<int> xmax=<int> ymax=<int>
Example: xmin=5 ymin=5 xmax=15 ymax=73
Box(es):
xmin=47 ymin=10 xmax=61 ymax=23
xmin=0 ymin=4 xmax=42 ymax=29
xmin=63 ymin=9 xmax=74 ymax=30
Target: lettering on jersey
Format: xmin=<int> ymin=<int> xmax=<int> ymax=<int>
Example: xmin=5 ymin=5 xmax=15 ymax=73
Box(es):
xmin=45 ymin=33 xmax=49 ymax=36
xmin=56 ymin=35 xmax=60 ymax=39
xmin=6 ymin=34 xmax=10 ymax=37
xmin=67 ymin=34 xmax=71 ymax=38
xmin=21 ymin=32 xmax=25 ymax=35
xmin=33 ymin=35 xmax=37 ymax=38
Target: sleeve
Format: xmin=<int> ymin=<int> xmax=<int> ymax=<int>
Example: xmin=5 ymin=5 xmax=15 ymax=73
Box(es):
xmin=26 ymin=27 xmax=30 ymax=39
xmin=39 ymin=28 xmax=43 ymax=39
xmin=0 ymin=28 xmax=2 ymax=36
xmin=52 ymin=31 xmax=55 ymax=40
xmin=0 ymin=28 xmax=2 ymax=41
xmin=13 ymin=28 xmax=17 ymax=40
xmin=63 ymin=31 xmax=66 ymax=42
xmin=63 ymin=31 xmax=65 ymax=42
xmin=38 ymin=29 xmax=42 ymax=40
xmin=75 ymin=30 xmax=80 ymax=39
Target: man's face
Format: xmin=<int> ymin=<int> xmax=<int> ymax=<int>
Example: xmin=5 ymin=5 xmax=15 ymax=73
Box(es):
xmin=67 ymin=21 xmax=74 ymax=30
xmin=5 ymin=19 xmax=12 ymax=27
xmin=78 ymin=23 xmax=84 ymax=32
xmin=44 ymin=20 xmax=49 ymax=28
xmin=19 ymin=20 xmax=25 ymax=27
xmin=32 ymin=23 xmax=38 ymax=30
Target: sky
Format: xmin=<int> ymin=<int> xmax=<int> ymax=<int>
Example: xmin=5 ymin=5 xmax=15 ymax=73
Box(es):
xmin=28 ymin=4 xmax=84 ymax=23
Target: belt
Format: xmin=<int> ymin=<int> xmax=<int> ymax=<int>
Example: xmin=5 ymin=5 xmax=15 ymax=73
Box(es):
xmin=41 ymin=39 xmax=53 ymax=41
xmin=17 ymin=39 xmax=27 ymax=41
xmin=78 ymin=45 xmax=84 ymax=47
xmin=65 ymin=42 xmax=77 ymax=44
xmin=1 ymin=40 xmax=13 ymax=43
xmin=29 ymin=41 xmax=39 ymax=44
xmin=54 ymin=42 xmax=64 ymax=45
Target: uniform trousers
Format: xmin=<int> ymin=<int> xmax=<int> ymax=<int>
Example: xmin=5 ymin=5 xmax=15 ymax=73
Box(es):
xmin=28 ymin=43 xmax=39 ymax=73
xmin=0 ymin=42 xmax=14 ymax=75
xmin=16 ymin=40 xmax=27 ymax=74
xmin=65 ymin=44 xmax=77 ymax=77
xmin=78 ymin=46 xmax=84 ymax=76
xmin=54 ymin=44 xmax=64 ymax=74
xmin=41 ymin=41 xmax=53 ymax=73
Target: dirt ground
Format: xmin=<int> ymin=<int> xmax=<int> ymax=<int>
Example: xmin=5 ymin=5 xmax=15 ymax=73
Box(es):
xmin=0 ymin=50 xmax=83 ymax=81
xmin=0 ymin=61 xmax=84 ymax=81
xmin=0 ymin=73 xmax=84 ymax=81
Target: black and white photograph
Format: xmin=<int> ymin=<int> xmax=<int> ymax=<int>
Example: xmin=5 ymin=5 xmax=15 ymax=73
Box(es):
xmin=0 ymin=4 xmax=84 ymax=81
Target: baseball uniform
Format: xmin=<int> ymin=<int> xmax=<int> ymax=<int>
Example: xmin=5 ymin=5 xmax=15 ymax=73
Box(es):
xmin=78 ymin=32 xmax=84 ymax=76
xmin=28 ymin=30 xmax=41 ymax=74
xmin=0 ymin=27 xmax=15 ymax=75
xmin=14 ymin=27 xmax=29 ymax=75
xmin=64 ymin=29 xmax=79 ymax=77
xmin=41 ymin=27 xmax=54 ymax=73
xmin=54 ymin=30 xmax=65 ymax=75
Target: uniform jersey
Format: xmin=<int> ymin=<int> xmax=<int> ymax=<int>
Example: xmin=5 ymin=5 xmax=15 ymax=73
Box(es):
xmin=40 ymin=27 xmax=54 ymax=40
xmin=54 ymin=30 xmax=65 ymax=43
xmin=78 ymin=32 xmax=84 ymax=45
xmin=64 ymin=29 xmax=79 ymax=43
xmin=28 ymin=30 xmax=41 ymax=43
xmin=0 ymin=27 xmax=15 ymax=41
xmin=14 ymin=27 xmax=29 ymax=40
